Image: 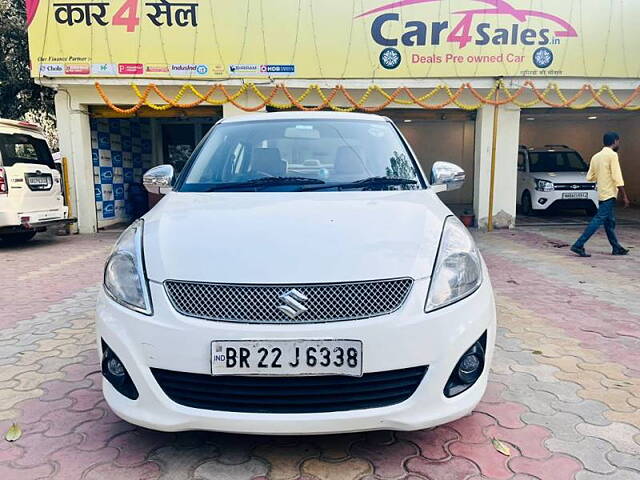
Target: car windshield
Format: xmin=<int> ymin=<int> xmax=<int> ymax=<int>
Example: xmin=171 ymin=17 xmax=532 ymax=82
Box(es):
xmin=0 ymin=133 xmax=55 ymax=169
xmin=528 ymin=151 xmax=588 ymax=173
xmin=179 ymin=119 xmax=423 ymax=192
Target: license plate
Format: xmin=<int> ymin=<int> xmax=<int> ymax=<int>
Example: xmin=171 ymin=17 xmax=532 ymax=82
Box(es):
xmin=211 ymin=340 xmax=363 ymax=377
xmin=27 ymin=177 xmax=50 ymax=186
xmin=562 ymin=192 xmax=588 ymax=199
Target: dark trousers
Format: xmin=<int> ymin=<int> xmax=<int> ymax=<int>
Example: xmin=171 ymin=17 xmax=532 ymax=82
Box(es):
xmin=574 ymin=198 xmax=621 ymax=249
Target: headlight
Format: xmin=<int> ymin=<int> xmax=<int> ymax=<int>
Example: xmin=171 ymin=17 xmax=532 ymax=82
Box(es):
xmin=104 ymin=219 xmax=152 ymax=315
xmin=535 ymin=179 xmax=554 ymax=192
xmin=425 ymin=216 xmax=483 ymax=312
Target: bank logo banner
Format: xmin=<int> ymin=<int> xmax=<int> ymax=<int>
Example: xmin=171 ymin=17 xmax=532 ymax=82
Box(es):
xmin=27 ymin=0 xmax=640 ymax=79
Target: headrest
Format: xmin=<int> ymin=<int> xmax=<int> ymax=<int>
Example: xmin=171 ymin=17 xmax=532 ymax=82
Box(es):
xmin=252 ymin=148 xmax=286 ymax=177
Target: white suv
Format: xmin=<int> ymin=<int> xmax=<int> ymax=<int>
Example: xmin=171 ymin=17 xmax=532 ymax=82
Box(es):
xmin=0 ymin=120 xmax=73 ymax=243
xmin=518 ymin=145 xmax=598 ymax=216
xmin=96 ymin=112 xmax=496 ymax=435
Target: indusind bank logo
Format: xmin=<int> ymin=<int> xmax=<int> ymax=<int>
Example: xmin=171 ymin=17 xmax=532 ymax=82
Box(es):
xmin=357 ymin=0 xmax=578 ymax=50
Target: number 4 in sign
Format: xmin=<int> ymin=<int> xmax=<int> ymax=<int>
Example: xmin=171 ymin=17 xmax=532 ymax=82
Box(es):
xmin=113 ymin=0 xmax=140 ymax=32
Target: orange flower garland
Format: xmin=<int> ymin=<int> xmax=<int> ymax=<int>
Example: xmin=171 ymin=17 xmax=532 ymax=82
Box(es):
xmin=95 ymin=81 xmax=640 ymax=114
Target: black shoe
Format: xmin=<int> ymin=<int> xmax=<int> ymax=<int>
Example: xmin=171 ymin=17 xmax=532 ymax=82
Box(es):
xmin=612 ymin=247 xmax=629 ymax=256
xmin=571 ymin=245 xmax=591 ymax=258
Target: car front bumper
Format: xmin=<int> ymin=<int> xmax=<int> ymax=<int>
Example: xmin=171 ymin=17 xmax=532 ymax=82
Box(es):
xmin=531 ymin=190 xmax=598 ymax=211
xmin=96 ymin=270 xmax=496 ymax=435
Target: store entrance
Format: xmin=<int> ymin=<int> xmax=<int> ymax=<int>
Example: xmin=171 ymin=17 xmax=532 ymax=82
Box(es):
xmin=518 ymin=108 xmax=640 ymax=225
xmin=160 ymin=119 xmax=216 ymax=177
xmin=384 ymin=109 xmax=476 ymax=215
xmin=89 ymin=107 xmax=221 ymax=230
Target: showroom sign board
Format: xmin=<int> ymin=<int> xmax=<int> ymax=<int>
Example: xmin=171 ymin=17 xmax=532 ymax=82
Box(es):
xmin=27 ymin=0 xmax=640 ymax=79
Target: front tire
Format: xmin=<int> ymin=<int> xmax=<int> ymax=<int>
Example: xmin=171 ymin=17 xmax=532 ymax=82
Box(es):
xmin=0 ymin=231 xmax=37 ymax=245
xmin=521 ymin=191 xmax=534 ymax=216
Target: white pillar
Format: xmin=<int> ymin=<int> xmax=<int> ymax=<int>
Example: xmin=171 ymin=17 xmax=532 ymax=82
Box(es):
xmin=473 ymin=104 xmax=521 ymax=229
xmin=55 ymin=90 xmax=97 ymax=234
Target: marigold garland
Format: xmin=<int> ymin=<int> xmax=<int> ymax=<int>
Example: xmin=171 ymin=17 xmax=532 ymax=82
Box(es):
xmin=95 ymin=80 xmax=640 ymax=115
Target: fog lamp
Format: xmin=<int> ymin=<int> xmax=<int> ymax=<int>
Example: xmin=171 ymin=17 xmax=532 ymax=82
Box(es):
xmin=444 ymin=332 xmax=487 ymax=398
xmin=101 ymin=340 xmax=139 ymax=400
xmin=107 ymin=358 xmax=125 ymax=377
xmin=458 ymin=354 xmax=482 ymax=383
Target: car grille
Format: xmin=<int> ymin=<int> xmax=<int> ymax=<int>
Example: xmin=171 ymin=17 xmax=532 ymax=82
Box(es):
xmin=151 ymin=366 xmax=428 ymax=413
xmin=164 ymin=278 xmax=413 ymax=324
xmin=554 ymin=183 xmax=596 ymax=191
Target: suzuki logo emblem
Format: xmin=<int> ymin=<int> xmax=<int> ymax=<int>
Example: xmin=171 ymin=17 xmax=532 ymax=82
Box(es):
xmin=571 ymin=184 xmax=580 ymax=190
xmin=278 ymin=289 xmax=309 ymax=319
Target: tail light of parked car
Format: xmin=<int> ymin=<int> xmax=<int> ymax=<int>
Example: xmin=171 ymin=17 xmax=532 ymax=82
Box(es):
xmin=0 ymin=168 xmax=8 ymax=194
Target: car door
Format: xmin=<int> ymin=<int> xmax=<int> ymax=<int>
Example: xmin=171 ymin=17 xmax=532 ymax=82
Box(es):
xmin=0 ymin=132 xmax=64 ymax=220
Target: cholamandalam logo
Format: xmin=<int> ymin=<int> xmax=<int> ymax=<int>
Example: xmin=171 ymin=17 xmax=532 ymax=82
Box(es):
xmin=357 ymin=0 xmax=578 ymax=49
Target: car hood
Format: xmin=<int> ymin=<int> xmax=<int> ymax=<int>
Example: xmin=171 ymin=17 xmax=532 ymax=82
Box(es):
xmin=530 ymin=171 xmax=591 ymax=183
xmin=143 ymin=191 xmax=451 ymax=284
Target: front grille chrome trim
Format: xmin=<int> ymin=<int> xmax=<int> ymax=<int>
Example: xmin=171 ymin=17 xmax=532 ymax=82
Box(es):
xmin=554 ymin=183 xmax=596 ymax=191
xmin=164 ymin=278 xmax=414 ymax=324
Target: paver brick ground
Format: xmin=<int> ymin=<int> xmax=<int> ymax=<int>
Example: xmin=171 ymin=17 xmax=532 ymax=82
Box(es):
xmin=1 ymin=222 xmax=639 ymax=480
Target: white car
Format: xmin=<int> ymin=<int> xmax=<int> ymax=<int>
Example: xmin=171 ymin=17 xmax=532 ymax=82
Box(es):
xmin=0 ymin=119 xmax=74 ymax=243
xmin=518 ymin=145 xmax=598 ymax=216
xmin=96 ymin=112 xmax=496 ymax=435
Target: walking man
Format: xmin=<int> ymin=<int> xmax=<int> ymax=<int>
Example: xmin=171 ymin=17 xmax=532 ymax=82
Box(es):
xmin=571 ymin=132 xmax=630 ymax=258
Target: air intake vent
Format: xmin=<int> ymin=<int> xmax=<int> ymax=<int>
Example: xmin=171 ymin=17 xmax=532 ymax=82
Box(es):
xmin=151 ymin=366 xmax=428 ymax=414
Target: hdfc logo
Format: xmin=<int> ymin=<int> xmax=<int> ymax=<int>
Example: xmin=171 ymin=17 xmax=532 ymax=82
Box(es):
xmin=118 ymin=63 xmax=144 ymax=75
xmin=259 ymin=65 xmax=296 ymax=75
xmin=65 ymin=64 xmax=90 ymax=75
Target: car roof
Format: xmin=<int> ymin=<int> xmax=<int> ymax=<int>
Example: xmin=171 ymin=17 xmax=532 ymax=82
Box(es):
xmin=219 ymin=111 xmax=388 ymax=124
xmin=519 ymin=145 xmax=577 ymax=153
xmin=0 ymin=119 xmax=46 ymax=138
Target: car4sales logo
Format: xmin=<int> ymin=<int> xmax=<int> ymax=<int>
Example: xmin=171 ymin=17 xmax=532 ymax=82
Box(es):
xmin=357 ymin=0 xmax=578 ymax=68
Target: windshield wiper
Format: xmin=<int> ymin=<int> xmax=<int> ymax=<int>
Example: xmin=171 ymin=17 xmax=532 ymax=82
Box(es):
xmin=207 ymin=177 xmax=325 ymax=191
xmin=301 ymin=176 xmax=418 ymax=192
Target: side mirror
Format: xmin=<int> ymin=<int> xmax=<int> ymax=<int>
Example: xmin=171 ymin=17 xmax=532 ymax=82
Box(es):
xmin=430 ymin=161 xmax=465 ymax=192
xmin=143 ymin=165 xmax=174 ymax=194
